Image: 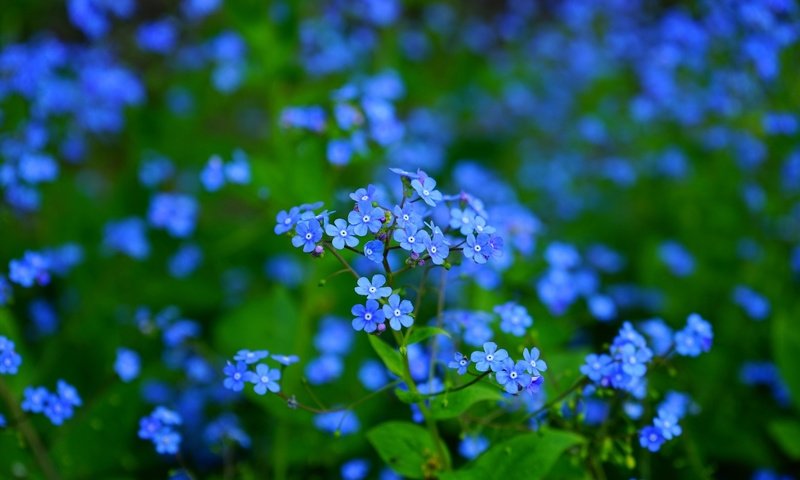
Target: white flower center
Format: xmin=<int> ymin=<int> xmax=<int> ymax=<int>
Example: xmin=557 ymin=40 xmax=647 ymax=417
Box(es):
xmin=369 ymin=286 xmax=377 ymax=293
xmin=510 ymin=371 xmax=518 ymax=379
xmin=361 ymin=195 xmax=369 ymax=201
xmin=423 ymin=189 xmax=429 ymax=196
xmin=486 ymin=354 xmax=494 ymax=361
xmin=460 ymin=359 xmax=467 ymax=366
xmin=394 ymin=309 xmax=401 ymax=317
xmin=462 ymin=216 xmax=470 ymax=223
xmin=260 ymin=376 xmax=269 ymax=383
xmin=233 ymin=373 xmax=241 ymax=380
xmin=431 ymin=246 xmax=437 ymax=253
xmin=366 ymin=248 xmax=373 ymax=255
xmin=474 ymin=245 xmax=482 ymax=252
xmin=362 ymin=215 xmax=370 ymax=223
xmin=283 ymin=218 xmax=292 ymax=224
xmin=403 ymin=214 xmax=409 ymax=221
xmin=305 ymin=233 xmax=312 ymax=240
xmin=408 ymin=236 xmax=415 ymax=243
xmin=365 ymin=313 xmax=372 ymax=321
xmin=339 ymin=230 xmax=347 ymax=237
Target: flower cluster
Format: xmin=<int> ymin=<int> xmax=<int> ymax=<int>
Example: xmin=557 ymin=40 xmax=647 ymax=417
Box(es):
xmin=277 ymin=169 xmax=503 ymax=269
xmin=449 ymin=342 xmax=548 ymax=395
xmin=223 ymin=349 xmax=295 ymax=396
xmin=138 ymin=406 xmax=183 ymax=455
xmin=199 ymin=149 xmax=252 ymax=192
xmin=21 ymin=380 xmax=82 ymax=425
xmin=638 ymin=393 xmax=693 ymax=452
xmin=0 ymin=336 xmax=22 ymax=374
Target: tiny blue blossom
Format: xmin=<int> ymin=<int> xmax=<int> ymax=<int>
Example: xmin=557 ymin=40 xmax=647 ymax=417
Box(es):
xmin=411 ymin=175 xmax=442 ymax=207
xmin=522 ymin=347 xmax=547 ymax=377
xmin=234 ymin=349 xmax=269 ymax=364
xmin=363 ymin=240 xmax=385 ymax=263
xmin=470 ymin=342 xmax=509 ymax=372
xmin=114 ymin=348 xmax=141 ymax=383
xmin=246 ymin=364 xmax=282 ymax=395
xmin=325 ymin=218 xmax=359 ymax=250
xmin=382 ymin=294 xmax=414 ymax=330
xmin=292 ymin=220 xmax=323 ymax=253
xmin=355 ymin=274 xmax=392 ymax=300
xmin=351 ymin=300 xmax=385 ymax=333
xmin=223 ymin=361 xmax=249 ymax=392
xmin=448 ymin=352 xmax=470 ymax=375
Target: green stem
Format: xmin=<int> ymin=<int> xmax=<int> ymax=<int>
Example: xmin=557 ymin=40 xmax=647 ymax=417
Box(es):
xmin=0 ymin=378 xmax=60 ymax=480
xmin=323 ymin=243 xmax=359 ymax=279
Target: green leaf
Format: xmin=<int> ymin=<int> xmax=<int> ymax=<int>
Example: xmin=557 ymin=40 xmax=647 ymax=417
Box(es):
xmin=768 ymin=419 xmax=800 ymax=460
xmin=367 ymin=421 xmax=449 ymax=479
xmin=441 ymin=429 xmax=584 ymax=480
xmin=772 ymin=311 xmax=800 ymax=410
xmin=429 ymin=383 xmax=503 ymax=419
xmin=406 ymin=326 xmax=450 ymax=346
xmin=368 ymin=335 xmax=405 ymax=377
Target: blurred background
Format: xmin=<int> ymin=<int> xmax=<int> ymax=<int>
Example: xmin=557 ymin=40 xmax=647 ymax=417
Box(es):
xmin=1 ymin=0 xmax=799 ymax=479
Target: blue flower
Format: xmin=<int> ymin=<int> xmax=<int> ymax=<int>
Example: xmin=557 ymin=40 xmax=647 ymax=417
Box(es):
xmin=382 ymin=294 xmax=414 ymax=330
xmin=103 ymin=218 xmax=150 ymax=259
xmin=114 ymin=348 xmax=141 ymax=383
xmin=148 ymin=193 xmax=199 ymax=238
xmin=616 ymin=343 xmax=650 ymax=378
xmin=355 ymin=274 xmax=392 ymax=300
xmin=358 ymin=360 xmax=389 ymax=391
xmin=246 ymin=364 xmax=281 ymax=395
xmin=470 ymin=342 xmax=508 ymax=372
xmin=464 ymin=233 xmax=490 ymax=264
xmin=314 ymin=410 xmax=360 ymax=435
xmin=522 ymin=347 xmax=547 ymax=377
xmin=411 ymin=175 xmax=442 ymax=207
xmin=458 ymin=434 xmax=489 ymax=460
xmin=581 ymin=354 xmax=612 ymax=382
xmin=200 ymin=155 xmax=226 ymax=192
xmin=43 ymin=394 xmax=74 ymax=425
xmin=674 ymin=313 xmax=713 ymax=357
xmin=291 ymin=219 xmax=323 ymax=253
xmin=363 ymin=240 xmax=385 ymax=263
xmin=350 ymin=185 xmax=378 ymax=203
xmin=450 ymin=207 xmax=476 ymax=235
xmin=8 ymin=251 xmax=50 ymax=287
xmin=351 ymin=300 xmax=385 ymax=333
xmin=0 ymin=337 xmax=22 ymax=375
xmin=348 ymin=201 xmax=385 ymax=236
xmin=275 ymin=207 xmax=301 ymax=235
xmin=136 ymin=19 xmax=177 ymax=54
xmin=325 ymin=218 xmax=359 ymax=250
xmin=223 ymin=361 xmax=249 ymax=392
xmin=448 ymin=352 xmax=470 ymax=375
xmin=495 ymin=358 xmax=532 ymax=394
xmin=423 ymin=230 xmax=450 ymax=265
xmin=57 ymin=380 xmax=82 ymax=407
xmin=168 ymin=244 xmax=203 ymax=278
xmin=653 ymin=409 xmax=682 ymax=440
xmin=393 ymin=226 xmax=428 ymax=253
xmin=22 ymin=387 xmax=48 ymax=413
xmin=225 ymin=150 xmax=251 ymax=184
xmin=305 ymin=355 xmax=344 ymax=385
xmin=393 ymin=204 xmax=423 ymax=230
xmin=154 ymin=430 xmax=182 ymax=455
xmin=272 ymin=354 xmax=300 ymax=366
xmin=495 ymin=302 xmax=533 ymax=337
xmin=341 ymin=459 xmax=370 ymax=480
xmin=327 ymin=139 xmax=353 ymax=166
xmin=234 ymin=349 xmax=269 ymax=364
xmin=639 ymin=426 xmax=665 ymax=452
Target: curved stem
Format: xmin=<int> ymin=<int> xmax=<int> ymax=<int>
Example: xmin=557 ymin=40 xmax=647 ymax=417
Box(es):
xmin=424 ymin=371 xmax=491 ymax=398
xmin=323 ymin=243 xmax=359 ymax=279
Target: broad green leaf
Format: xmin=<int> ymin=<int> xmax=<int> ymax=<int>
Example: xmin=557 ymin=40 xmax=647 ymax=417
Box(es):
xmin=406 ymin=326 xmax=450 ymax=346
xmin=772 ymin=312 xmax=800 ymax=410
xmin=367 ymin=421 xmax=449 ymax=479
xmin=429 ymin=383 xmax=502 ymax=419
xmin=369 ymin=335 xmax=405 ymax=377
xmin=441 ymin=429 xmax=584 ymax=480
xmin=768 ymin=419 xmax=800 ymax=460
